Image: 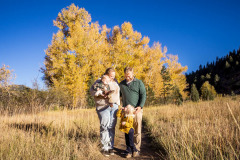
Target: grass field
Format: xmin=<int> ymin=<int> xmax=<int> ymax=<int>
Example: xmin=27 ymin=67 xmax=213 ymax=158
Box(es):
xmin=0 ymin=109 xmax=105 ymax=160
xmin=143 ymin=97 xmax=240 ymax=160
xmin=0 ymin=97 xmax=239 ymax=159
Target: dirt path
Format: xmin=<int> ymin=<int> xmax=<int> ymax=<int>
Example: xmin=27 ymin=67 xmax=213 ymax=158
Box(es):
xmin=107 ymin=122 xmax=167 ymax=160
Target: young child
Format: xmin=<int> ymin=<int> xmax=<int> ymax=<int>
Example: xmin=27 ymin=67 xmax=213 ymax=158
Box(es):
xmin=93 ymin=75 xmax=111 ymax=97
xmin=117 ymin=104 xmax=137 ymax=158
xmin=93 ymin=75 xmax=117 ymax=108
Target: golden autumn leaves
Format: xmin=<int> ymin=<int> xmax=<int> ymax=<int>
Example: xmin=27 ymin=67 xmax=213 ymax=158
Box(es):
xmin=0 ymin=64 xmax=15 ymax=89
xmin=42 ymin=4 xmax=188 ymax=107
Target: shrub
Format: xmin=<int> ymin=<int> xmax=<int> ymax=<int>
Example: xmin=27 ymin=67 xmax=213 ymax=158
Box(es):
xmin=200 ymin=81 xmax=217 ymax=100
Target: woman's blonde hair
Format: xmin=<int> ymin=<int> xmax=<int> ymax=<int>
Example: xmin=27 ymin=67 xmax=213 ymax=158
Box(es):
xmin=104 ymin=67 xmax=115 ymax=76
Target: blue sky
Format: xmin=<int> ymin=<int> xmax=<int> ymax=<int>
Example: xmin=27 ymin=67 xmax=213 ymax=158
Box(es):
xmin=1 ymin=0 xmax=240 ymax=88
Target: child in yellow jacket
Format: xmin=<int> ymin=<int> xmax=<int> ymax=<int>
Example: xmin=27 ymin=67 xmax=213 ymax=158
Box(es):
xmin=117 ymin=104 xmax=137 ymax=158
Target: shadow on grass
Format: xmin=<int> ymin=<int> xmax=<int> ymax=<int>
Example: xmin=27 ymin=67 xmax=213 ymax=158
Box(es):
xmin=9 ymin=122 xmax=55 ymax=135
xmin=8 ymin=122 xmax=98 ymax=142
xmin=142 ymin=119 xmax=168 ymax=160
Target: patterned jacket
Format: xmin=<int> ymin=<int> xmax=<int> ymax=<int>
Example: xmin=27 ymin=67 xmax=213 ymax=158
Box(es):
xmin=116 ymin=109 xmax=134 ymax=134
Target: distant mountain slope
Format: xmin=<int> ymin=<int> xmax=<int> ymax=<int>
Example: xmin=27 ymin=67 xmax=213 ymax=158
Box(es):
xmin=186 ymin=47 xmax=240 ymax=94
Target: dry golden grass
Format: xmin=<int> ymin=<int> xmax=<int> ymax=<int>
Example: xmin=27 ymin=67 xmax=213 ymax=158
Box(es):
xmin=1 ymin=97 xmax=239 ymax=159
xmin=0 ymin=109 xmax=105 ymax=160
xmin=143 ymin=97 xmax=240 ymax=160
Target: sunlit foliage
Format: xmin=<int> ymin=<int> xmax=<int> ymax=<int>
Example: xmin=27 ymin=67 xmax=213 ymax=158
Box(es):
xmin=42 ymin=4 xmax=188 ymax=107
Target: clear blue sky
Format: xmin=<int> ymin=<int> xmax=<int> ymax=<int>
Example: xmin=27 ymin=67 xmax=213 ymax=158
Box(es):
xmin=1 ymin=0 xmax=240 ymax=88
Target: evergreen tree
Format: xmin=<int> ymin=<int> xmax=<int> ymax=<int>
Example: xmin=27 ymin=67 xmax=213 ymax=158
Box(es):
xmin=206 ymin=73 xmax=211 ymax=80
xmin=145 ymin=86 xmax=155 ymax=106
xmin=172 ymin=85 xmax=183 ymax=105
xmin=190 ymin=83 xmax=199 ymax=102
xmin=160 ymin=66 xmax=173 ymax=104
xmin=214 ymin=74 xmax=220 ymax=85
xmin=229 ymin=56 xmax=233 ymax=62
xmin=186 ymin=47 xmax=240 ymax=95
xmin=225 ymin=61 xmax=230 ymax=69
xmin=86 ymin=74 xmax=95 ymax=107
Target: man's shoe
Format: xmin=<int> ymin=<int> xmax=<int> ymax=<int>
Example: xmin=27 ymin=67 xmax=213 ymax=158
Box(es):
xmin=125 ymin=153 xmax=132 ymax=158
xmin=109 ymin=149 xmax=114 ymax=155
xmin=101 ymin=150 xmax=110 ymax=157
xmin=133 ymin=151 xmax=140 ymax=157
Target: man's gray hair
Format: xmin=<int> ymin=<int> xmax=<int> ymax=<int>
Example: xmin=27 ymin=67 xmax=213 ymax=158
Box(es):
xmin=124 ymin=67 xmax=133 ymax=73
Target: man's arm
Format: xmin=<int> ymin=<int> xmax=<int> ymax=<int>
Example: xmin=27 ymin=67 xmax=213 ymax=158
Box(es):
xmin=135 ymin=80 xmax=146 ymax=114
xmin=137 ymin=80 xmax=147 ymax=108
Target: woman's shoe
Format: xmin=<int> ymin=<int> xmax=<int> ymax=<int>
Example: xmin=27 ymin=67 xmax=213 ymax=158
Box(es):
xmin=109 ymin=149 xmax=115 ymax=155
xmin=101 ymin=150 xmax=110 ymax=157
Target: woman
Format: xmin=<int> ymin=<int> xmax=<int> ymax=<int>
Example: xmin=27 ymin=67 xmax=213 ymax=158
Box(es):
xmin=90 ymin=68 xmax=120 ymax=157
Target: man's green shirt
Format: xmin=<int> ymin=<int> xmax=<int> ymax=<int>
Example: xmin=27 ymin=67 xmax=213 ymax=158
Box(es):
xmin=119 ymin=78 xmax=146 ymax=108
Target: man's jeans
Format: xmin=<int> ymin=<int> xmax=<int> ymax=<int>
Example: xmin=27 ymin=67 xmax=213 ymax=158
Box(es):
xmin=97 ymin=104 xmax=118 ymax=151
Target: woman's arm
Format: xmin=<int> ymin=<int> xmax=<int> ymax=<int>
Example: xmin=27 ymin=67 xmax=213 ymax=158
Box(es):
xmin=108 ymin=81 xmax=120 ymax=104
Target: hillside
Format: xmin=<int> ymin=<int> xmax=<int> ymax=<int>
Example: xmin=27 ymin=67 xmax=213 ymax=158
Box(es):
xmin=186 ymin=47 xmax=240 ymax=94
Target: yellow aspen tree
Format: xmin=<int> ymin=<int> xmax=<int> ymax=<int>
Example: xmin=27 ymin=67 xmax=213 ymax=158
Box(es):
xmin=0 ymin=64 xmax=15 ymax=89
xmin=109 ymin=22 xmax=151 ymax=80
xmin=144 ymin=43 xmax=166 ymax=98
xmin=43 ymin=3 xmax=189 ymax=107
xmin=165 ymin=54 xmax=188 ymax=98
xmin=43 ymin=4 xmax=109 ymax=107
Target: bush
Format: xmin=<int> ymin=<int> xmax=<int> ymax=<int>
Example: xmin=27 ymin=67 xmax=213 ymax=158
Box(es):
xmin=200 ymin=81 xmax=217 ymax=101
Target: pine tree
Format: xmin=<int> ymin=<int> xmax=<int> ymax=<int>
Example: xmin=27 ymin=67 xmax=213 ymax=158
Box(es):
xmin=190 ymin=84 xmax=199 ymax=102
xmin=160 ymin=66 xmax=173 ymax=104
xmin=172 ymin=85 xmax=183 ymax=105
xmin=206 ymin=73 xmax=211 ymax=80
xmin=145 ymin=86 xmax=155 ymax=106
xmin=186 ymin=47 xmax=240 ymax=95
xmin=214 ymin=74 xmax=220 ymax=85
xmin=229 ymin=56 xmax=233 ymax=62
xmin=86 ymin=74 xmax=95 ymax=107
xmin=225 ymin=61 xmax=230 ymax=69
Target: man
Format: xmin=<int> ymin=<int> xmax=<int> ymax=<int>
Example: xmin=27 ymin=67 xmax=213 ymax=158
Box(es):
xmin=119 ymin=67 xmax=146 ymax=157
